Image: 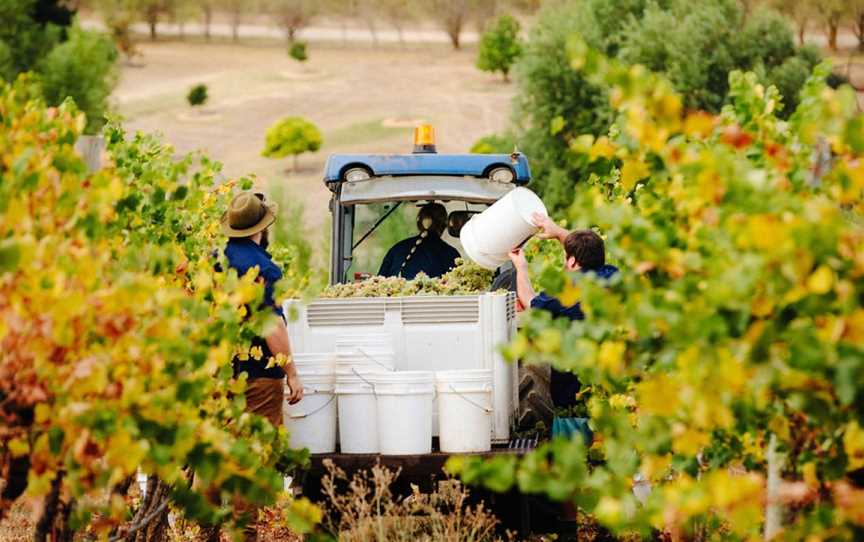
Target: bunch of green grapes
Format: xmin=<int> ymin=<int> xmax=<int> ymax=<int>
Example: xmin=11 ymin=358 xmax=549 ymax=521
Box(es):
xmin=319 ymin=259 xmax=496 ymax=298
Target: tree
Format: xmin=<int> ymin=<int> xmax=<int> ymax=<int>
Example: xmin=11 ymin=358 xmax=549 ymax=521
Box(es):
xmin=770 ymin=0 xmax=814 ymax=45
xmin=269 ymin=0 xmax=319 ymax=43
xmin=429 ymin=0 xmax=470 ymax=49
xmin=510 ymin=0 xmax=825 ymax=214
xmin=39 ymin=26 xmax=118 ymax=132
xmin=200 ymin=0 xmax=214 ymax=40
xmin=816 ymin=0 xmax=846 ymax=52
xmin=0 ymin=0 xmax=118 ymax=133
xmin=377 ymin=0 xmax=413 ymax=45
xmin=852 ymin=0 xmax=864 ymax=52
xmin=476 ymin=13 xmax=522 ymax=81
xmin=510 ymin=1 xmax=614 ymax=213
xmin=0 ymin=0 xmax=66 ymax=78
xmin=220 ymin=0 xmax=245 ymax=41
xmin=262 ymin=117 xmax=323 ymax=172
xmin=138 ymin=0 xmax=173 ymax=40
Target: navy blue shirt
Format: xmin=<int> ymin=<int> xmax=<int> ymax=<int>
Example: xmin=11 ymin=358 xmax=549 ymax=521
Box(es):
xmin=225 ymin=238 xmax=285 ymax=380
xmin=378 ymin=235 xmax=460 ymax=280
xmin=530 ymin=264 xmax=619 ymax=407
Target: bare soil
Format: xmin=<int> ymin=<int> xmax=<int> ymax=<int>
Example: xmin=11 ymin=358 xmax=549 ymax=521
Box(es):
xmin=115 ymin=40 xmax=516 ymax=235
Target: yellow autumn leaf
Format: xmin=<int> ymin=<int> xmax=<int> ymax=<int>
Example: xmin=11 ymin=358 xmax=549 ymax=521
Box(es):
xmin=589 ymin=136 xmax=616 ymax=161
xmin=637 ymin=374 xmax=680 ymax=416
xmin=559 ymin=281 xmax=581 ymax=306
xmin=672 ymin=424 xmax=709 ymax=455
xmin=620 ymin=158 xmax=649 ymax=191
xmin=844 ymin=421 xmax=864 ymax=471
xmin=683 ymin=112 xmax=716 ymax=138
xmin=8 ymin=438 xmax=29 ymax=457
xmin=597 ymin=340 xmax=626 ymax=375
xmin=806 ymin=265 xmax=835 ymax=295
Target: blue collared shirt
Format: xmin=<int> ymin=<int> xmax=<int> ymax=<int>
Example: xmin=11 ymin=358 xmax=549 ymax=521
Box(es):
xmin=225 ymin=237 xmax=285 ymax=379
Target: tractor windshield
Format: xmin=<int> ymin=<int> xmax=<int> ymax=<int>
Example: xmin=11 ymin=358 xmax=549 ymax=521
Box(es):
xmin=347 ymin=200 xmax=488 ymax=279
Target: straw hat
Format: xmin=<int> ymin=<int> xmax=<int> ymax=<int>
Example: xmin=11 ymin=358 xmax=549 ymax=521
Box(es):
xmin=221 ymin=192 xmax=278 ymax=238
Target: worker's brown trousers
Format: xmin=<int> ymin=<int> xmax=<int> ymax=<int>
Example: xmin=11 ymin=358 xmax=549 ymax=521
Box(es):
xmin=201 ymin=377 xmax=285 ymax=542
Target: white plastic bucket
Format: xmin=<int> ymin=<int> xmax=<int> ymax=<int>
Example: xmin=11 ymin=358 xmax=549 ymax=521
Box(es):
xmin=373 ymin=371 xmax=435 ymax=455
xmin=292 ymin=352 xmax=336 ymax=375
xmin=284 ymin=373 xmax=337 ymax=453
xmin=461 ymin=187 xmax=548 ymax=270
xmin=336 ymin=371 xmax=380 ymax=453
xmin=435 ymin=370 xmax=493 ymax=453
xmin=336 ymin=350 xmax=395 ymax=373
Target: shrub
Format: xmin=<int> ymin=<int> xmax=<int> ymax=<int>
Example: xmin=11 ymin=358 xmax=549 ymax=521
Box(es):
xmin=289 ymin=40 xmax=308 ymax=62
xmin=513 ymin=0 xmax=826 ymax=213
xmin=38 ymin=25 xmax=118 ymax=133
xmin=476 ymin=14 xmax=522 ymax=81
xmin=511 ymin=1 xmax=613 ymax=213
xmin=470 ymin=133 xmax=516 ymax=154
xmin=187 ymin=83 xmax=208 ymax=107
xmin=262 ymin=116 xmax=323 ymax=172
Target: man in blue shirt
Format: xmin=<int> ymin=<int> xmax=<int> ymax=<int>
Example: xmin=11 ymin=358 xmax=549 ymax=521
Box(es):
xmin=378 ymin=203 xmax=460 ymax=279
xmin=509 ymin=213 xmax=618 ymax=408
xmin=222 ymin=192 xmax=303 ymax=414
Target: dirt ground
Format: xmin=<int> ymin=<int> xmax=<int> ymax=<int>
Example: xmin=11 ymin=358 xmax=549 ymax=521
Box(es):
xmin=115 ymin=40 xmax=516 ymax=239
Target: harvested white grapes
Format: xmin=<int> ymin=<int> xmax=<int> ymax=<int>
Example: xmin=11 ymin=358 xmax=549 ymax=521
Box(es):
xmin=321 ymin=258 xmax=496 ymax=298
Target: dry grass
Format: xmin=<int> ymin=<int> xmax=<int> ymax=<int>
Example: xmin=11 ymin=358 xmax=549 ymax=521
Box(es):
xmin=319 ymin=460 xmax=513 ymax=542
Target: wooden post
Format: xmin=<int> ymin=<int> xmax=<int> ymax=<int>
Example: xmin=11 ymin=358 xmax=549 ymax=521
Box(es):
xmin=75 ymin=135 xmax=105 ymax=173
xmin=764 ymin=433 xmax=785 ymax=540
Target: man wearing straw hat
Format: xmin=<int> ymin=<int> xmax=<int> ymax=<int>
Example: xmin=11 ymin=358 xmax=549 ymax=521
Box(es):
xmin=223 ymin=191 xmax=304 ymax=417
xmin=203 ymin=191 xmax=304 ymax=541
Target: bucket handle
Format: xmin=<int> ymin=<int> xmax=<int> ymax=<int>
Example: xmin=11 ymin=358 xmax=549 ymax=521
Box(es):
xmin=351 ymin=366 xmax=378 ymax=396
xmin=287 ymin=393 xmax=335 ymax=419
xmin=355 ymin=347 xmax=392 ymax=371
xmin=447 ymin=384 xmax=493 ymax=413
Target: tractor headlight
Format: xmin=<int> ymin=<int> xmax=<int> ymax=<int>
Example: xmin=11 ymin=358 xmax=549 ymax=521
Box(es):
xmin=344 ymin=168 xmax=371 ymax=182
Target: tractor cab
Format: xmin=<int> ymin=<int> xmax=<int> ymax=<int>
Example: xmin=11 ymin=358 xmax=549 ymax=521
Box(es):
xmin=324 ymin=125 xmax=531 ymax=284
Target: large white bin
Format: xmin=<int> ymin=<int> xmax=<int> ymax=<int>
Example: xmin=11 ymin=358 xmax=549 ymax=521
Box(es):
xmin=284 ymin=373 xmax=337 ymax=453
xmin=461 ymin=187 xmax=548 ymax=270
xmin=373 ymin=371 xmax=434 ymax=455
xmin=436 ymin=370 xmax=493 ymax=453
xmin=284 ymin=293 xmax=517 ymax=443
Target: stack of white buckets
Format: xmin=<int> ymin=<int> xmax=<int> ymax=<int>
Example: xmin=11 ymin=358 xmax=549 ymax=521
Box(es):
xmin=285 ymin=333 xmax=494 ymax=455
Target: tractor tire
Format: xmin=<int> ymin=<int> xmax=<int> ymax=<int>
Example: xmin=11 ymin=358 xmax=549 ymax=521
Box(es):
xmin=517 ymin=361 xmax=554 ymax=433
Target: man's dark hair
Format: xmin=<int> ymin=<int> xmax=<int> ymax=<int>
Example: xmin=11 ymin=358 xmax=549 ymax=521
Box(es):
xmin=563 ymin=230 xmax=605 ymax=270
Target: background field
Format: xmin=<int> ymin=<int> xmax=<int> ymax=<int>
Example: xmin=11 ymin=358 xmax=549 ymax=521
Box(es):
xmin=114 ymin=40 xmax=516 ymax=250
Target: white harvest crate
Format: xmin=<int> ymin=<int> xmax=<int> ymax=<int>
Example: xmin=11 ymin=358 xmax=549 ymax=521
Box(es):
xmin=283 ymin=292 xmax=517 ymax=443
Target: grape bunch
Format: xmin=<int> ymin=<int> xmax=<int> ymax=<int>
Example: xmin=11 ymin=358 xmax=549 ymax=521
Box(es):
xmin=320 ymin=258 xmax=495 ymax=298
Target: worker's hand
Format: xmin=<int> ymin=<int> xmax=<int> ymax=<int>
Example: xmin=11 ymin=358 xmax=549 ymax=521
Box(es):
xmin=515 ymin=297 xmax=526 ymax=312
xmin=508 ymin=247 xmax=528 ymax=270
xmin=531 ymin=212 xmax=567 ymax=241
xmin=286 ymin=373 xmax=304 ymax=405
